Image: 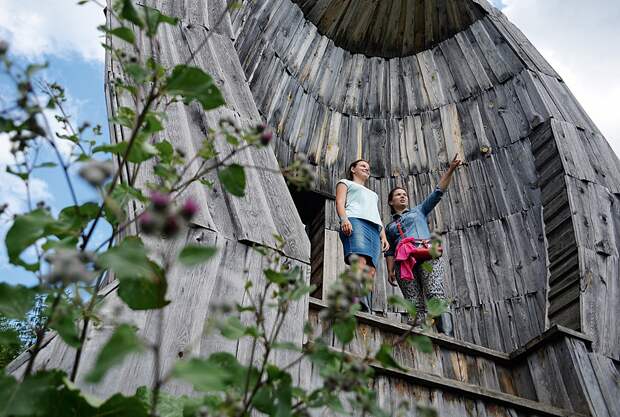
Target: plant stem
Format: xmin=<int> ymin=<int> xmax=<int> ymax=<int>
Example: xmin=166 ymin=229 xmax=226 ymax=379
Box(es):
xmin=150 ymin=308 xmax=165 ymax=417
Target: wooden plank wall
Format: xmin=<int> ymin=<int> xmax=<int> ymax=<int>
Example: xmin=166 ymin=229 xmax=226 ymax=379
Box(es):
xmin=231 ymin=0 xmax=620 ymax=358
xmin=8 ymin=0 xmax=313 ymax=398
xmin=306 ymin=302 xmax=620 ymax=417
xmin=290 ymin=0 xmax=487 ymax=58
xmin=531 ymin=119 xmax=620 ymax=360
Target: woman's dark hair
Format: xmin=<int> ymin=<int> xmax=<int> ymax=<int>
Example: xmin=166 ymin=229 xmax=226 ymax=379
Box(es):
xmin=387 ymin=186 xmax=408 ymax=214
xmin=347 ymin=159 xmax=370 ymax=180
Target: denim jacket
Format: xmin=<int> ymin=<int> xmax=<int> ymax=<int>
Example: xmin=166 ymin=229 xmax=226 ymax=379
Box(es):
xmin=385 ymin=187 xmax=444 ymax=257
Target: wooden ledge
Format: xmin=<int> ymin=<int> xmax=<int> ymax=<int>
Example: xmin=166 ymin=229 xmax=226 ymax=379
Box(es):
xmin=510 ymin=325 xmax=593 ymax=362
xmin=309 ymin=297 xmax=511 ymax=363
xmin=310 ymin=297 xmax=594 ymax=366
xmin=373 ymin=362 xmax=587 ymax=417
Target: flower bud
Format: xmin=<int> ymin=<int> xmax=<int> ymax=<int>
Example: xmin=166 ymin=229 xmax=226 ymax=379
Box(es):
xmin=255 ymin=123 xmax=266 ymax=133
xmin=138 ymin=212 xmax=157 ymax=235
xmin=260 ymin=130 xmax=273 ymax=146
xmin=162 ymin=215 xmax=180 ymax=237
xmin=150 ymin=191 xmax=170 ymax=212
xmin=78 ymin=160 xmax=115 ymax=187
xmin=179 ymin=198 xmax=199 ymax=221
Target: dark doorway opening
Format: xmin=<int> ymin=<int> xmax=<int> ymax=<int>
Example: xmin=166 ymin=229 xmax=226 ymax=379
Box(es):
xmin=289 ymin=189 xmax=326 ymax=298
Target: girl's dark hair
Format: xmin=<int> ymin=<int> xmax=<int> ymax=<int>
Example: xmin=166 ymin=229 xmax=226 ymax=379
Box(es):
xmin=347 ymin=159 xmax=370 ymax=180
xmin=387 ymin=186 xmax=408 ymax=214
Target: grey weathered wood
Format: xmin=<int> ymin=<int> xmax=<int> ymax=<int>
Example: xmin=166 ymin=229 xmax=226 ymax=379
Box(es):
xmin=17 ymin=0 xmax=620 ymax=415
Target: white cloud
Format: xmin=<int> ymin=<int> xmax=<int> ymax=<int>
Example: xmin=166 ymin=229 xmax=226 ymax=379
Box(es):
xmin=0 ymin=0 xmax=105 ymax=62
xmin=501 ymin=0 xmax=620 ymax=157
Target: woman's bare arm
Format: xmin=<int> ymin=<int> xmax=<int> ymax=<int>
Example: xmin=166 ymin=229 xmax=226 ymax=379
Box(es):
xmin=438 ymin=154 xmax=462 ymax=191
xmin=336 ymin=183 xmax=352 ymax=236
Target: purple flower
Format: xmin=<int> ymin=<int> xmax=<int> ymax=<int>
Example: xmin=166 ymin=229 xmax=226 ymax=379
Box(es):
xmin=180 ymin=198 xmax=199 ymax=221
xmin=260 ymin=130 xmax=273 ymax=146
xmin=162 ymin=215 xmax=180 ymax=237
xmin=138 ymin=212 xmax=157 ymax=235
xmin=150 ymin=191 xmax=170 ymax=211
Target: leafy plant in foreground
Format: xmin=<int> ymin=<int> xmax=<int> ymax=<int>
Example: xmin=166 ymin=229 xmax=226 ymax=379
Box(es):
xmin=0 ymin=1 xmax=446 ymax=416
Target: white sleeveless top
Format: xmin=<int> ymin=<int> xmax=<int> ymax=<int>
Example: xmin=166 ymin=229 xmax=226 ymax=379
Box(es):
xmin=337 ymin=179 xmax=383 ymax=228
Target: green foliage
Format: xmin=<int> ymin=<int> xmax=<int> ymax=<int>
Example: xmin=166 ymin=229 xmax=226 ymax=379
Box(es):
xmin=5 ymin=209 xmax=55 ymax=270
xmin=48 ymin=301 xmax=81 ymax=348
xmin=0 ymin=2 xmax=438 ymax=416
xmin=374 ymin=344 xmax=405 ymax=371
xmin=426 ymin=298 xmax=449 ymax=318
xmin=144 ymin=7 xmax=179 ymax=37
xmin=165 ymin=65 xmax=225 ymax=110
xmin=0 ymin=370 xmax=153 ymax=417
xmin=388 ymin=295 xmax=417 ymax=318
xmin=177 ymin=245 xmax=217 ymax=266
xmin=218 ymin=164 xmax=246 ymax=197
xmin=0 ymin=284 xmax=37 ymax=319
xmin=86 ymin=324 xmax=143 ymax=383
xmin=407 ymin=335 xmax=433 ymax=354
xmin=172 ymin=353 xmax=252 ymax=392
xmin=112 ymin=0 xmax=143 ymax=28
xmin=0 ymin=324 xmax=22 ymax=369
xmin=333 ymin=316 xmax=356 ymax=344
xmin=98 ymin=237 xmax=169 ymax=310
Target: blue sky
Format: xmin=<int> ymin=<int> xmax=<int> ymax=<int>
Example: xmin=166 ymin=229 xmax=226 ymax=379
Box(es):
xmin=0 ymin=0 xmax=618 ymax=286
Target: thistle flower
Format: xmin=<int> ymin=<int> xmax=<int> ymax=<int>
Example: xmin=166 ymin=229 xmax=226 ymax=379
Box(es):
xmin=138 ymin=212 xmax=157 ymax=235
xmin=179 ymin=198 xmax=199 ymax=221
xmin=162 ymin=215 xmax=180 ymax=237
xmin=150 ymin=191 xmax=170 ymax=212
xmin=43 ymin=249 xmax=95 ymax=284
xmin=260 ymin=130 xmax=273 ymax=146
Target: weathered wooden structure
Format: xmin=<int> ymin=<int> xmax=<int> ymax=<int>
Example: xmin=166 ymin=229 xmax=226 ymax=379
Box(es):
xmin=9 ymin=0 xmax=620 ymax=415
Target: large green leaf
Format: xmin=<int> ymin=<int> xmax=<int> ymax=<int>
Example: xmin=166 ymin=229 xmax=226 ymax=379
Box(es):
xmin=374 ymin=344 xmax=405 ymax=371
xmin=98 ymin=237 xmax=169 ymax=310
xmin=178 ymin=245 xmax=217 ymax=266
xmin=407 ymin=335 xmax=433 ymax=354
xmin=47 ymin=202 xmax=99 ymax=239
xmin=101 ymin=26 xmax=135 ymax=44
xmin=49 ymin=302 xmax=81 ymax=348
xmin=93 ymin=136 xmax=157 ymax=164
xmin=112 ymin=0 xmax=143 ymax=28
xmin=216 ymin=316 xmax=258 ymax=340
xmin=86 ymin=324 xmax=144 ymax=383
xmin=165 ymin=65 xmax=224 ymax=110
xmin=5 ymin=209 xmax=55 ymax=270
xmin=218 ymin=164 xmax=246 ymax=197
xmin=0 ymin=370 xmax=95 ymax=417
xmin=0 ymin=283 xmax=37 ymax=319
xmin=172 ymin=352 xmax=250 ymax=392
xmin=144 ymin=7 xmax=178 ymax=37
xmin=135 ymin=387 xmax=187 ymax=417
xmin=332 ymin=316 xmax=356 ymax=344
xmin=94 ymin=392 xmax=149 ymax=417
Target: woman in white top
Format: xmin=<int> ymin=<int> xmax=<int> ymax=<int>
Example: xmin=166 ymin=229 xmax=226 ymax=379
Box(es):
xmin=335 ymin=159 xmax=390 ymax=310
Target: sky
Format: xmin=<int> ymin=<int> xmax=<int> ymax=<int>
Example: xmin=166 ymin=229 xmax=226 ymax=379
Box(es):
xmin=0 ymin=0 xmax=618 ymax=285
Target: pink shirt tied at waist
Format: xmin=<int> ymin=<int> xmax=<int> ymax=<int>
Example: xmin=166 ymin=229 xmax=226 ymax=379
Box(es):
xmin=394 ymin=237 xmax=432 ymax=281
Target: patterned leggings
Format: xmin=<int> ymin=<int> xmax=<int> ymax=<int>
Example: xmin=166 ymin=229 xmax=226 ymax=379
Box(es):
xmin=395 ymin=258 xmax=446 ymax=321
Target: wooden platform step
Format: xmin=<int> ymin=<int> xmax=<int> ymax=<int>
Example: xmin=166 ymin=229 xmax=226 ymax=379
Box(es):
xmin=309 ymin=297 xmax=596 ymax=416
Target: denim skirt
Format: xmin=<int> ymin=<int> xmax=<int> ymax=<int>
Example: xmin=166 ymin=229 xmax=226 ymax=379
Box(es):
xmin=339 ymin=217 xmax=381 ymax=268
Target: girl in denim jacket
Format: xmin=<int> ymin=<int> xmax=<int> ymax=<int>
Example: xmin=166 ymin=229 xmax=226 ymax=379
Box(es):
xmin=385 ymin=155 xmax=461 ymax=332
